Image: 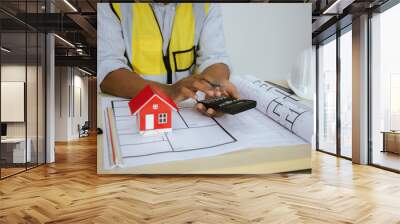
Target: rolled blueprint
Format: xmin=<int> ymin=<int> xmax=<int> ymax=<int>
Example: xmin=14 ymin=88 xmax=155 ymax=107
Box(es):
xmin=231 ymin=75 xmax=314 ymax=143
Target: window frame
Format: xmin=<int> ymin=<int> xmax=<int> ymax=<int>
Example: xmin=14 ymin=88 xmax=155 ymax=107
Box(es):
xmin=315 ymin=24 xmax=353 ymax=161
xmin=158 ymin=113 xmax=167 ymax=124
xmin=0 ymin=1 xmax=48 ymax=179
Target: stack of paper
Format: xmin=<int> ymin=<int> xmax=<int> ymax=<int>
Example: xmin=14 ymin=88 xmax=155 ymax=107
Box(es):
xmin=100 ymin=75 xmax=313 ymax=170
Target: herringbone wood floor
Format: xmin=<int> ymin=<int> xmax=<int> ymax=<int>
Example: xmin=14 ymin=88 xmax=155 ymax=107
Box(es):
xmin=1 ymin=136 xmax=400 ymax=224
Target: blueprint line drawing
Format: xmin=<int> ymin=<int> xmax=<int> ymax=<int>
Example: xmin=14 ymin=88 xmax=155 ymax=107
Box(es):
xmin=231 ymin=75 xmax=314 ymax=142
xmin=111 ymin=100 xmax=237 ymax=159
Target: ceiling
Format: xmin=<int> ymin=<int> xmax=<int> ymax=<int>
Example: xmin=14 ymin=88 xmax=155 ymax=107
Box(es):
xmin=0 ymin=0 xmax=99 ymax=73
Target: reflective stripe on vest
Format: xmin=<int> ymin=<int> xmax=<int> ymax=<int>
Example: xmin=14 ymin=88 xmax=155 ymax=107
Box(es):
xmin=110 ymin=3 xmax=209 ymax=84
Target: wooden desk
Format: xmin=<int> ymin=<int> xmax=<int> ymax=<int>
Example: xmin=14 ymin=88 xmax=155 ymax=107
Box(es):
xmin=1 ymin=138 xmax=32 ymax=164
xmin=382 ymin=131 xmax=400 ymax=154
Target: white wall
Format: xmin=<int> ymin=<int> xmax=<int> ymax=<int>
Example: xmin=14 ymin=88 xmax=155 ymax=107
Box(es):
xmin=1 ymin=64 xmax=47 ymax=164
xmin=221 ymin=3 xmax=312 ymax=81
xmin=54 ymin=67 xmax=89 ymax=141
xmin=1 ymin=65 xmax=40 ymax=137
xmin=72 ymin=73 xmax=89 ymax=138
xmin=55 ymin=67 xmax=69 ymax=141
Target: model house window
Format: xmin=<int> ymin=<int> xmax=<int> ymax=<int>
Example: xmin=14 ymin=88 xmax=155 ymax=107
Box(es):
xmin=153 ymin=104 xmax=158 ymax=110
xmin=158 ymin=113 xmax=167 ymax=124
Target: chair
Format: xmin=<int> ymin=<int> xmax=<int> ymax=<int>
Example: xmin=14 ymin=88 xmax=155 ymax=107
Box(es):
xmin=79 ymin=121 xmax=90 ymax=138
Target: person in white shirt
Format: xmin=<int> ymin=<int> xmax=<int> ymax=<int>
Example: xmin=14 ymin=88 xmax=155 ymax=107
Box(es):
xmin=98 ymin=3 xmax=239 ymax=116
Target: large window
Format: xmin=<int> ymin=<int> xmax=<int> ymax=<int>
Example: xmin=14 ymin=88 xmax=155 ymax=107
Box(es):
xmin=317 ymin=26 xmax=353 ymax=159
xmin=317 ymin=36 xmax=337 ymax=155
xmin=370 ymin=3 xmax=400 ymax=171
xmin=339 ymin=28 xmax=352 ymax=158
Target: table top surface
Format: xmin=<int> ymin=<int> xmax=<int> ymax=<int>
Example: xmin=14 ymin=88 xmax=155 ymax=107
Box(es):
xmin=1 ymin=138 xmax=30 ymax=143
xmin=381 ymin=131 xmax=400 ymax=134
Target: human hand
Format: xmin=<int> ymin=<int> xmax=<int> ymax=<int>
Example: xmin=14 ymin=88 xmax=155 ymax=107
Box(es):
xmin=196 ymin=79 xmax=240 ymax=117
xmin=163 ymin=74 xmax=221 ymax=102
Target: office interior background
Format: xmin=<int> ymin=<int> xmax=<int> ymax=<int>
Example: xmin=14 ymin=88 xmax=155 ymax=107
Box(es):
xmin=0 ymin=1 xmax=399 ymax=223
xmin=0 ymin=0 xmax=399 ymax=178
xmin=0 ymin=0 xmax=97 ymax=179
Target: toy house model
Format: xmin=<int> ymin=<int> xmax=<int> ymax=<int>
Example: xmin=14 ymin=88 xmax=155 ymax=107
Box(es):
xmin=128 ymin=85 xmax=178 ymax=135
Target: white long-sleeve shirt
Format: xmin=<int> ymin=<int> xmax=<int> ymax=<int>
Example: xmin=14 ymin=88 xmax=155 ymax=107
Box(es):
xmin=97 ymin=3 xmax=231 ymax=86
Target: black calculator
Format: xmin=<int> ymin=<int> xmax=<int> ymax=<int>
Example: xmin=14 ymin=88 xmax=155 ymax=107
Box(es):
xmin=198 ymin=96 xmax=257 ymax=115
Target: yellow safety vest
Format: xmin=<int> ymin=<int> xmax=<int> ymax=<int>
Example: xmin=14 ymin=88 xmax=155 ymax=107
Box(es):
xmin=110 ymin=3 xmax=209 ymax=84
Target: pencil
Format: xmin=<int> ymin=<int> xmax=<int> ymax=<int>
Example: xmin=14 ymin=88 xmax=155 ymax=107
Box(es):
xmin=107 ymin=107 xmax=122 ymax=167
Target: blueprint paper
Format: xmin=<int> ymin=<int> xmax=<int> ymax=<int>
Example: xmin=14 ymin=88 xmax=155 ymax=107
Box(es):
xmin=231 ymin=75 xmax=313 ymax=142
xmin=100 ymin=75 xmax=312 ymax=169
xmin=100 ymin=94 xmax=307 ymax=170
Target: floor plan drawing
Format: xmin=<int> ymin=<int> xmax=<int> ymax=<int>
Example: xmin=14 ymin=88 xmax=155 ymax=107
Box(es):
xmin=231 ymin=75 xmax=314 ymax=142
xmin=112 ymin=100 xmax=237 ymax=159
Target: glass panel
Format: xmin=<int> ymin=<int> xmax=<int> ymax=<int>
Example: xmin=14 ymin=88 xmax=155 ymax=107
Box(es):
xmin=1 ymin=30 xmax=28 ymax=177
xmin=27 ymin=31 xmax=38 ymax=169
xmin=38 ymin=32 xmax=45 ymax=165
xmin=371 ymin=4 xmax=400 ymax=171
xmin=26 ymin=0 xmax=39 ymax=169
xmin=0 ymin=0 xmax=46 ymax=178
xmin=318 ymin=37 xmax=337 ymax=154
xmin=0 ymin=1 xmax=29 ymax=32
xmin=340 ymin=29 xmax=352 ymax=158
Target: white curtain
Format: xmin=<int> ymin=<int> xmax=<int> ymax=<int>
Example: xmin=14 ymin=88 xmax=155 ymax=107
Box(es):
xmin=287 ymin=47 xmax=316 ymax=101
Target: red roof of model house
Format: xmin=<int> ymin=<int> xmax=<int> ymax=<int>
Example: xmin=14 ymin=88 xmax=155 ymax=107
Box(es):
xmin=128 ymin=85 xmax=178 ymax=115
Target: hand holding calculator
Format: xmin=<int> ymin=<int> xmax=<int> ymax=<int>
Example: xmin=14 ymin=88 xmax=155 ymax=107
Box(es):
xmin=198 ymin=96 xmax=257 ymax=115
